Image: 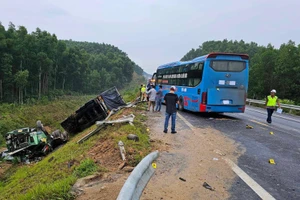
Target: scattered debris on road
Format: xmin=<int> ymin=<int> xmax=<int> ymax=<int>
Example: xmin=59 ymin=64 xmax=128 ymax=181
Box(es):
xmin=214 ymin=149 xmax=226 ymax=156
xmin=246 ymin=125 xmax=253 ymax=129
xmin=179 ymin=177 xmax=186 ymax=182
xmin=203 ymin=182 xmax=215 ymax=191
xmin=269 ymin=159 xmax=276 ymax=164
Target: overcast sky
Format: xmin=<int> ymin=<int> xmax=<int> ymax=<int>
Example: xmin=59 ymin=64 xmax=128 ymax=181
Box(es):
xmin=1 ymin=0 xmax=300 ymax=73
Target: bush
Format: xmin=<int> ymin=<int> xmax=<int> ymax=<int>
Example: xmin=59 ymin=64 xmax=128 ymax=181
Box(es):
xmin=73 ymin=159 xmax=98 ymax=178
xmin=280 ymin=99 xmax=295 ymax=105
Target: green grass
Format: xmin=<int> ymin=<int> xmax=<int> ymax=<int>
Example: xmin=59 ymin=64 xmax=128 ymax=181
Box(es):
xmin=0 ymin=87 xmax=151 ymax=200
xmin=73 ymin=159 xmax=99 ymax=178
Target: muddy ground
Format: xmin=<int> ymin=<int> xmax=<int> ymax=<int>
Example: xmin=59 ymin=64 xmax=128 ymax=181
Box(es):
xmin=76 ymin=107 xmax=243 ymax=200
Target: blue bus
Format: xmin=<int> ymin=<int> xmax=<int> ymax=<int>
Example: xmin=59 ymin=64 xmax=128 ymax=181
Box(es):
xmin=152 ymin=52 xmax=249 ymax=113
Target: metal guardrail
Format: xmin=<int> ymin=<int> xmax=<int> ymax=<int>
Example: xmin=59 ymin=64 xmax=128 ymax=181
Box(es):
xmin=117 ymin=151 xmax=159 ymax=200
xmin=246 ymin=99 xmax=300 ymax=111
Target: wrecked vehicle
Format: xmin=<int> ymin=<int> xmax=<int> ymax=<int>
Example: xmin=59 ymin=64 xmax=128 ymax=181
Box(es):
xmin=61 ymin=87 xmax=126 ymax=134
xmin=2 ymin=120 xmax=68 ymax=162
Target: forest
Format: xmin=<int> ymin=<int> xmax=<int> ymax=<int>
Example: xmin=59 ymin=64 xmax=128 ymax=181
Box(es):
xmin=182 ymin=40 xmax=300 ymax=104
xmin=0 ymin=22 xmax=143 ymax=104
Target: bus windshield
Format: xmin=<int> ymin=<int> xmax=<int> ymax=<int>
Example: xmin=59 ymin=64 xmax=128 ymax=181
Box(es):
xmin=210 ymin=61 xmax=246 ymax=72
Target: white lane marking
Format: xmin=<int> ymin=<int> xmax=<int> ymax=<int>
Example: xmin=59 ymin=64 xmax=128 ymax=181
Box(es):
xmin=177 ymin=112 xmax=194 ymax=129
xmin=225 ymin=158 xmax=276 ymax=200
xmin=246 ymin=107 xmax=300 ymax=123
xmin=177 ymin=112 xmax=276 ymax=200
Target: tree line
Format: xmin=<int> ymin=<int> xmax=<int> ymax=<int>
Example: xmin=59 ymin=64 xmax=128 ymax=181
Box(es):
xmin=0 ymin=22 xmax=143 ymax=104
xmin=181 ymin=39 xmax=300 ymax=104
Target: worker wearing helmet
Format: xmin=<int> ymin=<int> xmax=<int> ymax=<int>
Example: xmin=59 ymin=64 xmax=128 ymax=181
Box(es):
xmin=265 ymin=89 xmax=281 ymax=123
xmin=141 ymin=85 xmax=147 ymax=101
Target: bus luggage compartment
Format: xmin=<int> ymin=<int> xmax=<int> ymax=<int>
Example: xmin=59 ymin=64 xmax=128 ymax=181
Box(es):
xmin=207 ymin=88 xmax=245 ymax=106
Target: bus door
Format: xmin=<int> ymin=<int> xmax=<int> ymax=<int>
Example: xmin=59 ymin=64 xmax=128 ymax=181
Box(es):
xmin=152 ymin=73 xmax=157 ymax=87
xmin=206 ymin=59 xmax=247 ymax=107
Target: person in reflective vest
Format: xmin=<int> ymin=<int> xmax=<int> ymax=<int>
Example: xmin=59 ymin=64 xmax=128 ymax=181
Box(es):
xmin=141 ymin=85 xmax=146 ymax=101
xmin=265 ymin=89 xmax=281 ymax=123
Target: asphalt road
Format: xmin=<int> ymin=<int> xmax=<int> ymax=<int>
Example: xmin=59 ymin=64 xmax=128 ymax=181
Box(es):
xmin=178 ymin=105 xmax=300 ymax=200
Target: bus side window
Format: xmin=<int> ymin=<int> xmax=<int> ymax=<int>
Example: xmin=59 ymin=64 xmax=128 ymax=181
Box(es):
xmin=194 ymin=78 xmax=201 ymax=86
xmin=198 ymin=63 xmax=204 ymax=70
xmin=188 ymin=78 xmax=193 ymax=87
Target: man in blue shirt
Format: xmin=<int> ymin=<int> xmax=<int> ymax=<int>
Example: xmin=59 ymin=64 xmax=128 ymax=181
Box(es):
xmin=163 ymin=86 xmax=179 ymax=134
xmin=155 ymin=85 xmax=163 ymax=112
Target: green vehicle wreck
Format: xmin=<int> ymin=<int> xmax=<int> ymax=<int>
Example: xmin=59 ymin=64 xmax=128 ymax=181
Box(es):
xmin=2 ymin=120 xmax=68 ymax=162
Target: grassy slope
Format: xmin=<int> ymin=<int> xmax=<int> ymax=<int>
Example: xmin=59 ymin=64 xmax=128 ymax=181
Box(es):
xmin=0 ymin=78 xmax=150 ymax=199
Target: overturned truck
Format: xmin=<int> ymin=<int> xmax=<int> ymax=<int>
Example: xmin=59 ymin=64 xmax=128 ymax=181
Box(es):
xmin=3 ymin=121 xmax=68 ymax=162
xmin=61 ymin=87 xmax=126 ymax=134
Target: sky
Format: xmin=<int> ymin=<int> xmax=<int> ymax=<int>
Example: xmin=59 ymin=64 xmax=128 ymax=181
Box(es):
xmin=1 ymin=0 xmax=300 ymax=74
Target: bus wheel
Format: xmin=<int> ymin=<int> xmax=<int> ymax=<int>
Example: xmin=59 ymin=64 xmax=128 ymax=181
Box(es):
xmin=178 ymin=97 xmax=184 ymax=111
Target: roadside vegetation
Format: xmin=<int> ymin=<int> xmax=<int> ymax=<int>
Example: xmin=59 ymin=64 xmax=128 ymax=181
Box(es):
xmin=0 ymin=87 xmax=151 ymax=200
xmin=248 ymin=98 xmax=300 ymax=116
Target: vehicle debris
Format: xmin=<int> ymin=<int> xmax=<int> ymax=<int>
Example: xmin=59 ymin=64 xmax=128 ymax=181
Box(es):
xmin=179 ymin=177 xmax=186 ymax=182
xmin=2 ymin=120 xmax=68 ymax=163
xmin=127 ymin=134 xmax=139 ymax=142
xmin=246 ymin=125 xmax=253 ymax=129
xmin=118 ymin=141 xmax=126 ymax=161
xmin=77 ymin=114 xmax=135 ymax=144
xmin=203 ymin=182 xmax=215 ymax=191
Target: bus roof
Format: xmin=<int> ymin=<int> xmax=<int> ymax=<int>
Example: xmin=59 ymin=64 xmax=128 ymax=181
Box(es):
xmin=157 ymin=61 xmax=183 ymax=70
xmin=192 ymin=52 xmax=249 ymax=62
xmin=157 ymin=52 xmax=249 ymax=70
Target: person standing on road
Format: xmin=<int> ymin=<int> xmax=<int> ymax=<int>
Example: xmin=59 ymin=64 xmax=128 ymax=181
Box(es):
xmin=265 ymin=89 xmax=281 ymax=123
xmin=155 ymin=85 xmax=163 ymax=112
xmin=147 ymin=85 xmax=156 ymax=111
xmin=164 ymin=86 xmax=179 ymax=134
xmin=139 ymin=84 xmax=143 ymax=100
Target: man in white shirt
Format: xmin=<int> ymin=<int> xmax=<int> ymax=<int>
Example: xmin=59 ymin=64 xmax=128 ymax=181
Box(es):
xmin=146 ymin=85 xmax=156 ymax=112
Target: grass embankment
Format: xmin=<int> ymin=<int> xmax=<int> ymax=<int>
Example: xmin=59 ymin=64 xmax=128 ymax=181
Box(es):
xmin=0 ymin=89 xmax=151 ymax=200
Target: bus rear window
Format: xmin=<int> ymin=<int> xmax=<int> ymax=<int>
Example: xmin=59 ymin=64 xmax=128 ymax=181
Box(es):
xmin=210 ymin=61 xmax=246 ymax=72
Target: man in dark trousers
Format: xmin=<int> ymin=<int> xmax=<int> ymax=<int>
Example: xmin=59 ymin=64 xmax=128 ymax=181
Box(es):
xmin=164 ymin=86 xmax=179 ymax=134
xmin=265 ymin=89 xmax=281 ymax=123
